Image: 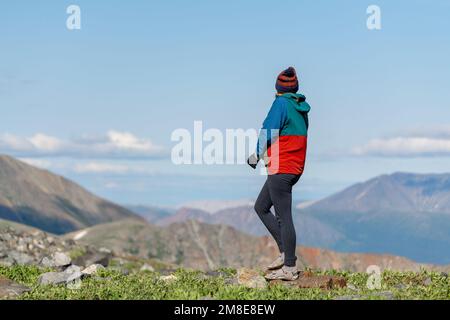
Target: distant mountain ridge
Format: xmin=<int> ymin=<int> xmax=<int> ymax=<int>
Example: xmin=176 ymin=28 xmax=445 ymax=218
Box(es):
xmin=305 ymin=172 xmax=450 ymax=264
xmin=309 ymin=172 xmax=450 ymax=214
xmin=0 ymin=155 xmax=141 ymax=234
xmin=145 ymin=172 xmax=450 ymax=265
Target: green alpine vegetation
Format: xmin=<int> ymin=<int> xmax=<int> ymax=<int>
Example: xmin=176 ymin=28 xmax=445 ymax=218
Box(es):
xmin=1 ymin=265 xmax=449 ymax=300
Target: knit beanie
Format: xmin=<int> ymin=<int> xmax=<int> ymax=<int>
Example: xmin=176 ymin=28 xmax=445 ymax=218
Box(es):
xmin=275 ymin=67 xmax=299 ymax=93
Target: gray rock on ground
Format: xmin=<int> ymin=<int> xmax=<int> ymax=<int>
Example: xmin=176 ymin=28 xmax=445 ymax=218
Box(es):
xmin=66 ymin=271 xmax=84 ymax=283
xmin=0 ymin=276 xmax=31 ymax=299
xmin=423 ymin=277 xmax=433 ymax=286
xmin=38 ymin=263 xmax=106 ymax=286
xmin=38 ymin=272 xmax=70 ymax=286
xmin=82 ymin=264 xmax=105 ymax=275
xmin=236 ymin=268 xmax=267 ymax=289
xmin=64 ymin=264 xmax=82 ymax=275
xmin=41 ymin=252 xmax=71 ymax=268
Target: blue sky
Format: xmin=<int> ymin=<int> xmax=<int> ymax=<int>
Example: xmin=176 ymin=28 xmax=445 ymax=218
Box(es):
xmin=1 ymin=1 xmax=450 ymax=206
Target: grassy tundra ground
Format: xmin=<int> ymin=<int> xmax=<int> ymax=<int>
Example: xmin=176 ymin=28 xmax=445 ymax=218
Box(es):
xmin=1 ymin=265 xmax=449 ymax=300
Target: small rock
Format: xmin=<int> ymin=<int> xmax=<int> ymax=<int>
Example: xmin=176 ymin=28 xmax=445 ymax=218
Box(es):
xmin=346 ymin=283 xmax=358 ymax=291
xmin=159 ymin=274 xmax=178 ymax=282
xmin=64 ymin=265 xmax=82 ymax=274
xmin=38 ymin=272 xmax=69 ymax=286
xmin=82 ymin=264 xmax=105 ymax=275
xmin=236 ymin=268 xmax=267 ymax=289
xmin=0 ymin=276 xmax=31 ymax=298
xmin=140 ymin=263 xmax=155 ymax=272
xmin=41 ymin=252 xmax=71 ymax=268
xmin=66 ymin=271 xmax=83 ymax=284
xmin=0 ymin=233 xmax=12 ymax=242
xmin=269 ymin=273 xmax=346 ymax=290
xmin=40 ymin=257 xmax=52 ymax=267
xmin=440 ymin=272 xmax=448 ymax=278
xmin=394 ymin=283 xmax=407 ymax=290
xmin=53 ymin=252 xmax=71 ymax=267
xmin=423 ymin=277 xmax=432 ymax=286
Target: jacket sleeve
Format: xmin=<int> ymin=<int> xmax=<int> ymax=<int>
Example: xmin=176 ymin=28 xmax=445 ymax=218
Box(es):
xmin=256 ymin=99 xmax=287 ymax=158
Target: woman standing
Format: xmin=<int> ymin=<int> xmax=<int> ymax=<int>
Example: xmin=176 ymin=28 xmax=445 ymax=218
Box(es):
xmin=247 ymin=67 xmax=310 ymax=281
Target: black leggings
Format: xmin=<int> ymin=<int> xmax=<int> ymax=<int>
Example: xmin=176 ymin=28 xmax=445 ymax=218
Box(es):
xmin=254 ymin=174 xmax=300 ymax=267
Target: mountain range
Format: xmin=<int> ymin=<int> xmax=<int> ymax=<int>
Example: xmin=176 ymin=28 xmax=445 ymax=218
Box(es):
xmin=140 ymin=173 xmax=450 ymax=264
xmin=0 ymin=155 xmax=140 ymax=234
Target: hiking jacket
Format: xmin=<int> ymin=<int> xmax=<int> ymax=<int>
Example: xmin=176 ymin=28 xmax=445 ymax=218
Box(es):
xmin=256 ymin=93 xmax=310 ymax=175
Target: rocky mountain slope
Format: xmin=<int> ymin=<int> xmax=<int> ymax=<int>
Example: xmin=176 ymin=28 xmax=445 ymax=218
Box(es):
xmin=64 ymin=218 xmax=448 ymax=272
xmin=0 ymin=155 xmax=141 ymax=234
xmin=156 ymin=205 xmax=345 ymax=249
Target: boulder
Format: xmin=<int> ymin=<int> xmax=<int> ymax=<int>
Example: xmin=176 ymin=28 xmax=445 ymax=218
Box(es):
xmin=64 ymin=265 xmax=82 ymax=275
xmin=82 ymin=264 xmax=105 ymax=275
xmin=236 ymin=268 xmax=267 ymax=289
xmin=268 ymin=272 xmax=347 ymax=290
xmin=66 ymin=271 xmax=84 ymax=283
xmin=41 ymin=252 xmax=71 ymax=268
xmin=0 ymin=276 xmax=30 ymax=299
xmin=38 ymin=272 xmax=69 ymax=285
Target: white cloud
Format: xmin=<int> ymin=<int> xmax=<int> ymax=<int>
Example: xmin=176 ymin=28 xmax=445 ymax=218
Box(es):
xmin=106 ymin=131 xmax=154 ymax=152
xmin=28 ymin=134 xmax=63 ymax=152
xmin=74 ymin=162 xmax=130 ymax=174
xmin=0 ymin=130 xmax=166 ymax=159
xmin=353 ymin=136 xmax=450 ymax=157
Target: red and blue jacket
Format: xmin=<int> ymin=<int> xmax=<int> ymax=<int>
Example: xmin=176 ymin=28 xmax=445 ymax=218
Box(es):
xmin=257 ymin=93 xmax=310 ymax=175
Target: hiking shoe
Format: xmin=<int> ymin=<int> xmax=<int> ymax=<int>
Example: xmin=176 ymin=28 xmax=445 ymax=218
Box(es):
xmin=265 ymin=266 xmax=299 ymax=281
xmin=266 ymin=253 xmax=284 ymax=271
